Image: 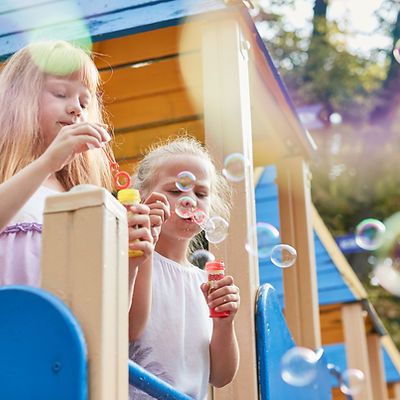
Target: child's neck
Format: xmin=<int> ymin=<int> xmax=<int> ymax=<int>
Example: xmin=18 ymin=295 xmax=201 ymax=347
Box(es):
xmin=155 ymin=236 xmax=191 ymax=267
xmin=43 ymin=174 xmax=66 ymax=192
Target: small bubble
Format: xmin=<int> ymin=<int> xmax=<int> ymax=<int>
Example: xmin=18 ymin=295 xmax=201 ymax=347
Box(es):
xmin=190 ymin=249 xmax=215 ymax=269
xmin=355 ymin=218 xmax=385 ymax=250
xmin=176 ymin=171 xmax=196 ymax=192
xmin=222 ymin=153 xmax=245 ymax=182
xmin=270 ymin=244 xmax=297 ymax=268
xmin=175 ymin=195 xmax=197 ymax=219
xmin=245 ymin=223 xmax=280 ymax=258
xmin=280 ymin=347 xmax=319 ymax=387
xmin=329 ymin=112 xmax=342 ymax=124
xmin=339 ymin=369 xmax=365 ymax=395
xmin=204 ymin=216 xmax=229 ymax=244
xmin=191 ymin=208 xmax=208 ymax=227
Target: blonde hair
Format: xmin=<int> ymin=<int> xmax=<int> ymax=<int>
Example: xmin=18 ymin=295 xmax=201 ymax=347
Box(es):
xmin=0 ymin=40 xmax=113 ymax=191
xmin=133 ymin=135 xmax=232 ymax=226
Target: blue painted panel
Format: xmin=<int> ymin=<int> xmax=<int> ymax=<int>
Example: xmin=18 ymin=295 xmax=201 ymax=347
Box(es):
xmin=323 ymin=342 xmax=400 ymax=385
xmin=0 ymin=0 xmax=229 ymax=59
xmin=129 ymin=360 xmax=194 ymax=399
xmin=255 ymin=165 xmax=358 ymax=306
xmin=0 ymin=285 xmax=87 ymax=399
xmin=256 ymin=284 xmax=332 ymax=399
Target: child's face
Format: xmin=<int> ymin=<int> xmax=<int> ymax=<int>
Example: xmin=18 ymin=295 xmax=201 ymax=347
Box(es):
xmin=150 ymin=154 xmax=211 ymax=240
xmin=39 ymin=74 xmax=91 ymax=147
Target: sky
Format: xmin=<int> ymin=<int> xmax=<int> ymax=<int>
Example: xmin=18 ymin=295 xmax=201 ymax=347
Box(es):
xmin=257 ymin=0 xmax=396 ymax=58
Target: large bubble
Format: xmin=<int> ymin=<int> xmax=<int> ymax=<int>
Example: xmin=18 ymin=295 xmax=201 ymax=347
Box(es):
xmin=175 ymin=195 xmax=197 ymax=219
xmin=222 ymin=153 xmax=246 ymax=182
xmin=245 ymin=222 xmax=280 ymax=258
xmin=204 ymin=216 xmax=229 ymax=244
xmin=280 ymin=347 xmax=320 ymax=387
xmin=270 ymin=244 xmax=297 ymax=268
xmin=176 ymin=171 xmax=196 ymax=192
xmin=355 ymin=218 xmax=385 ymax=251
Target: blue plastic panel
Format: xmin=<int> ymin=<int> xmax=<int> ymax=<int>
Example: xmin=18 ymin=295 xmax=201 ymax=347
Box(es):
xmin=0 ymin=285 xmax=87 ymax=399
xmin=256 ymin=284 xmax=332 ymax=399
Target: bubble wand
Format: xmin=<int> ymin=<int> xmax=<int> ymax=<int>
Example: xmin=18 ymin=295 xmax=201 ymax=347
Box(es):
xmin=101 ymin=147 xmax=131 ymax=190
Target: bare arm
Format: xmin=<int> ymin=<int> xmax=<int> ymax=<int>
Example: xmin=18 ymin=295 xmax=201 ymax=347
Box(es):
xmin=201 ymin=276 xmax=240 ymax=387
xmin=0 ymin=121 xmax=110 ymax=231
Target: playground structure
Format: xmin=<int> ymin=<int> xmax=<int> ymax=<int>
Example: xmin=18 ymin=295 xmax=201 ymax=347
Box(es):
xmin=1 ymin=1 xmax=400 ymax=399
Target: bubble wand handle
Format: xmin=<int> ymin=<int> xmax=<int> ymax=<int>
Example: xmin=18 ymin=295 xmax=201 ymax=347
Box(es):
xmin=101 ymin=147 xmax=131 ymax=189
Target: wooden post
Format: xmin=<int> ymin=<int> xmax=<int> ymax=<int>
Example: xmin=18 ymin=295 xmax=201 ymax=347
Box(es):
xmin=202 ymin=17 xmax=259 ymax=400
xmin=367 ymin=334 xmax=389 ymax=400
xmin=342 ymin=302 xmax=373 ymax=400
xmin=394 ymin=382 xmax=400 ymax=399
xmin=41 ymin=187 xmax=129 ymax=400
xmin=276 ymin=156 xmax=321 ymax=350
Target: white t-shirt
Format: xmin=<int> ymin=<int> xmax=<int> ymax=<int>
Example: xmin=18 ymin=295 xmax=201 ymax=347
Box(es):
xmin=129 ymin=251 xmax=212 ymax=400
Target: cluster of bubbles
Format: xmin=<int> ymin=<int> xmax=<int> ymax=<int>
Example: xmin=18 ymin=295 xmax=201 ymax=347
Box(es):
xmin=281 ymin=348 xmax=365 ymax=395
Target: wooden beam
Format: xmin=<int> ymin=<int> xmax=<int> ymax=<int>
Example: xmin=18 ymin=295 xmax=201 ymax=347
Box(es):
xmin=367 ymin=333 xmax=389 ymax=400
xmin=276 ymin=156 xmax=321 ymax=350
xmin=41 ymin=188 xmax=129 ymax=400
xmin=342 ymin=302 xmax=373 ymax=400
xmin=202 ymin=17 xmax=259 ymax=400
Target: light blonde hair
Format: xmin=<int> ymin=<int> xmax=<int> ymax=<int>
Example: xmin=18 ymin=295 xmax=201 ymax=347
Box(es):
xmin=133 ymin=135 xmax=232 ymax=251
xmin=0 ymin=40 xmax=113 ymax=191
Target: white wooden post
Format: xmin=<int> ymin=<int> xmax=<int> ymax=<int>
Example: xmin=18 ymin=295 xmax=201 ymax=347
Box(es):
xmin=41 ymin=187 xmax=129 ymax=400
xmin=342 ymin=302 xmax=374 ymax=400
xmin=202 ymin=17 xmax=259 ymax=400
xmin=276 ymin=156 xmax=322 ymax=350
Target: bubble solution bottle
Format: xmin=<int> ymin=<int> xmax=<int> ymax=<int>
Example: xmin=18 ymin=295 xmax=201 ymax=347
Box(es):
xmin=205 ymin=260 xmax=230 ymax=318
xmin=117 ymin=188 xmax=144 ymax=257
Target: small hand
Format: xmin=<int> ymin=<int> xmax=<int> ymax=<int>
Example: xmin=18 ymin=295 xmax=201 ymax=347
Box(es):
xmin=127 ymin=203 xmax=154 ymax=268
xmin=201 ymin=275 xmax=240 ymax=322
xmin=41 ymin=121 xmax=111 ymax=172
xmin=143 ymin=192 xmax=171 ymax=244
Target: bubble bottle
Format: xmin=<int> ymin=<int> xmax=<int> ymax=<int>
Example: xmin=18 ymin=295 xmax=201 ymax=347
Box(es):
xmin=205 ymin=260 xmax=230 ymax=318
xmin=117 ymin=188 xmax=144 ymax=257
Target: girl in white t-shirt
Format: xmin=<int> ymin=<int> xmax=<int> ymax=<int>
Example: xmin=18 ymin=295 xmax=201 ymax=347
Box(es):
xmin=129 ymin=136 xmax=240 ymax=399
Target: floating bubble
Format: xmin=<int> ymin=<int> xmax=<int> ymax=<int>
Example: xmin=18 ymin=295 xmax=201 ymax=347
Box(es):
xmin=394 ymin=39 xmax=400 ymax=64
xmin=190 ymin=249 xmax=215 ymax=269
xmin=329 ymin=112 xmax=342 ymax=125
xmin=204 ymin=216 xmax=229 ymax=244
xmin=373 ymin=258 xmax=400 ymax=296
xmin=280 ymin=347 xmax=319 ymax=387
xmin=245 ymin=223 xmax=280 ymax=258
xmin=222 ymin=153 xmax=245 ymax=182
xmin=270 ymin=244 xmax=297 ymax=268
xmin=175 ymin=195 xmax=197 ymax=219
xmin=339 ymin=369 xmax=365 ymax=395
xmin=191 ymin=208 xmax=208 ymax=227
xmin=355 ymin=218 xmax=385 ymax=251
xmin=176 ymin=171 xmax=196 ymax=192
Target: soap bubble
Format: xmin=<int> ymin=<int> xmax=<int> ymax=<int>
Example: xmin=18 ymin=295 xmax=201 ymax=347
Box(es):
xmin=393 ymin=39 xmax=400 ymax=64
xmin=176 ymin=171 xmax=196 ymax=192
xmin=204 ymin=216 xmax=229 ymax=244
xmin=191 ymin=208 xmax=208 ymax=228
xmin=175 ymin=195 xmax=197 ymax=219
xmin=245 ymin=223 xmax=280 ymax=258
xmin=190 ymin=249 xmax=215 ymax=269
xmin=355 ymin=218 xmax=385 ymax=250
xmin=329 ymin=112 xmax=342 ymax=125
xmin=270 ymin=244 xmax=297 ymax=268
xmin=222 ymin=153 xmax=245 ymax=182
xmin=339 ymin=369 xmax=365 ymax=395
xmin=280 ymin=347 xmax=319 ymax=387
